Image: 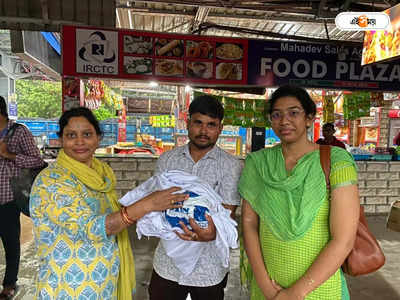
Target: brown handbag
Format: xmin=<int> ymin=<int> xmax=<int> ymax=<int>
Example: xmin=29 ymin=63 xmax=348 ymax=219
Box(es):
xmin=319 ymin=145 xmax=385 ymax=276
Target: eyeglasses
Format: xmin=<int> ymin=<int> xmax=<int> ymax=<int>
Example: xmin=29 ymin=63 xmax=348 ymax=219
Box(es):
xmin=269 ymin=109 xmax=305 ymax=122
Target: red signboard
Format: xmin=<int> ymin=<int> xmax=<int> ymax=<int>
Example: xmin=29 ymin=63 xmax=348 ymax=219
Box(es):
xmin=389 ymin=109 xmax=400 ymax=118
xmin=62 ymin=25 xmax=248 ymax=86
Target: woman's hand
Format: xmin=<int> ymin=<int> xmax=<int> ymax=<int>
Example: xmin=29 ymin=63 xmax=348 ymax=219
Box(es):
xmin=175 ymin=214 xmax=216 ymax=242
xmin=260 ymin=279 xmax=282 ymax=299
xmin=145 ymin=187 xmax=189 ymax=212
xmin=107 ymin=187 xmax=188 ymax=236
xmin=272 ymin=288 xmax=304 ymax=300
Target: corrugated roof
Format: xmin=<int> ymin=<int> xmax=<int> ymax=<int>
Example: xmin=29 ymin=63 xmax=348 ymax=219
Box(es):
xmin=115 ymin=0 xmax=396 ymax=43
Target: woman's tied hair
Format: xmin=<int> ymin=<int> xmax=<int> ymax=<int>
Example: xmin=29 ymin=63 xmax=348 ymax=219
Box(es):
xmin=0 ymin=96 xmax=8 ymax=118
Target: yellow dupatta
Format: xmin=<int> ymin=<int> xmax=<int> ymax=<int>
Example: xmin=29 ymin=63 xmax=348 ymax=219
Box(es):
xmin=57 ymin=150 xmax=136 ymax=299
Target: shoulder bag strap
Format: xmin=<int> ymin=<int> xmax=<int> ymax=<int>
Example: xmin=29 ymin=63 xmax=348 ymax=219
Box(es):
xmin=1 ymin=123 xmax=20 ymax=174
xmin=319 ymin=145 xmax=331 ymax=190
xmin=4 ymin=123 xmax=20 ymax=143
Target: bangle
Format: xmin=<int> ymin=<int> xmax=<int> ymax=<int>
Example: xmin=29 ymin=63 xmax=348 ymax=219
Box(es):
xmin=123 ymin=206 xmax=134 ymax=224
xmin=121 ymin=206 xmax=134 ymax=225
xmin=120 ymin=209 xmax=130 ymax=226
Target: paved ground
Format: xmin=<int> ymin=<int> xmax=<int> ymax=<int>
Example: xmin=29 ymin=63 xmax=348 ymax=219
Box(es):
xmin=1 ymin=214 xmax=399 ymax=299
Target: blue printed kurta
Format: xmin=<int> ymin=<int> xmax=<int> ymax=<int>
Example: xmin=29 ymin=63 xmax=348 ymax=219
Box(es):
xmin=30 ymin=162 xmax=120 ymax=299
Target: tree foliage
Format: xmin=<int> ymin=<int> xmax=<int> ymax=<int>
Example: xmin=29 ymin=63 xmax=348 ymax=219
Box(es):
xmin=16 ymin=79 xmax=119 ymax=121
xmin=16 ymin=80 xmax=62 ymax=118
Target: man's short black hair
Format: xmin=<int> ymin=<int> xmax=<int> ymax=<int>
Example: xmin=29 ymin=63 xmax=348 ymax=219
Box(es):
xmin=189 ymin=95 xmax=224 ymax=121
xmin=322 ymin=123 xmax=335 ymax=131
xmin=0 ymin=96 xmax=8 ymax=118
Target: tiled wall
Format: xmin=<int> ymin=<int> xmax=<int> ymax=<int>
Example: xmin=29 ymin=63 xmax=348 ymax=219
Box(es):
xmin=97 ymin=156 xmax=157 ymax=198
xmin=357 ymin=161 xmax=400 ymax=214
xmin=98 ymin=156 xmax=397 ymax=215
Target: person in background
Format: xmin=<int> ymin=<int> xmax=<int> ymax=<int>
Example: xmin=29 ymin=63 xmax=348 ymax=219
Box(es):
xmin=316 ymin=123 xmax=346 ymax=150
xmin=0 ymin=95 xmax=44 ymax=299
xmin=30 ymin=107 xmax=187 ymax=300
xmin=393 ymin=130 xmax=400 ymax=146
xmin=148 ymin=94 xmax=242 ymax=300
xmin=240 ymin=85 xmax=359 ymax=299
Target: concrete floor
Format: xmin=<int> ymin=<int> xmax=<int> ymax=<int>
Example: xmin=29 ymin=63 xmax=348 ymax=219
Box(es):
xmin=1 ymin=215 xmax=399 ymax=300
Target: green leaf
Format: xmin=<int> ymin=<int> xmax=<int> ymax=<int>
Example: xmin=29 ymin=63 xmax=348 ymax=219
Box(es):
xmin=16 ymin=80 xmax=62 ymax=118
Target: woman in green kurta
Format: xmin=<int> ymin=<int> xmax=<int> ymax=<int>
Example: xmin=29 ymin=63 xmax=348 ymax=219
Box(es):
xmin=239 ymin=85 xmax=360 ymax=300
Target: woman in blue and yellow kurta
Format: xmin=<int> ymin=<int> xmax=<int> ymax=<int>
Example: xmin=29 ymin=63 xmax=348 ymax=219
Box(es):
xmin=239 ymin=86 xmax=360 ymax=300
xmin=30 ymin=107 xmax=188 ymax=300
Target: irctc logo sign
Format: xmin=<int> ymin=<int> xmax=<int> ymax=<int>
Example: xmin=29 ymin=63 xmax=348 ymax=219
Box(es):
xmin=76 ymin=29 xmax=119 ymax=75
xmin=335 ymin=12 xmax=390 ymax=31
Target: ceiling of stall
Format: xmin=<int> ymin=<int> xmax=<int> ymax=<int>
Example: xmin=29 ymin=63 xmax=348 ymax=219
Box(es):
xmin=0 ymin=0 xmax=116 ymax=80
xmin=0 ymin=0 xmax=116 ymax=32
xmin=0 ymin=0 xmax=397 ymax=83
xmin=115 ymin=0 xmax=397 ymax=44
xmin=0 ymin=0 xmax=396 ymax=43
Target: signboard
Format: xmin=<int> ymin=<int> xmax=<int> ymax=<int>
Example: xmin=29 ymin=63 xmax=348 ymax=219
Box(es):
xmin=63 ymin=25 xmax=400 ymax=91
xmin=7 ymin=94 xmax=17 ymax=120
xmin=362 ymin=3 xmax=400 ymax=65
xmin=125 ymin=97 xmax=174 ymax=114
xmin=63 ymin=26 xmax=248 ymax=85
xmin=76 ymin=29 xmax=119 ymax=75
xmin=247 ymin=39 xmax=400 ymax=91
xmin=389 ymin=109 xmax=400 ymax=118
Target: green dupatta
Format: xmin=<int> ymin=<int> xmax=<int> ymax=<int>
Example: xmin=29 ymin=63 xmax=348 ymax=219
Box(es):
xmin=238 ymin=145 xmax=328 ymax=290
xmin=239 ymin=144 xmax=327 ymax=242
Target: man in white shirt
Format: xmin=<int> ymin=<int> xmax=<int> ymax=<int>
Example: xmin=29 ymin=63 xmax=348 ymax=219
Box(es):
xmin=148 ymin=94 xmax=242 ymax=300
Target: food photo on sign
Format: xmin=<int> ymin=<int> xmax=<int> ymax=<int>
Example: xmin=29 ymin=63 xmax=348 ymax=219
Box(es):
xmin=215 ymin=42 xmax=243 ymax=60
xmin=216 ymin=62 xmax=242 ymax=80
xmin=155 ymin=38 xmax=184 ymax=57
xmin=186 ymin=41 xmax=213 ymax=59
xmin=186 ymin=61 xmax=213 ymax=79
xmin=123 ymin=57 xmax=153 ymax=75
xmin=123 ymin=35 xmax=153 ymax=54
xmin=155 ymin=59 xmax=184 ymax=77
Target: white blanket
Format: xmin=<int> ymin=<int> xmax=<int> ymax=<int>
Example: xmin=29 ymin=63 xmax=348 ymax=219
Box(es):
xmin=119 ymin=170 xmax=238 ymax=275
